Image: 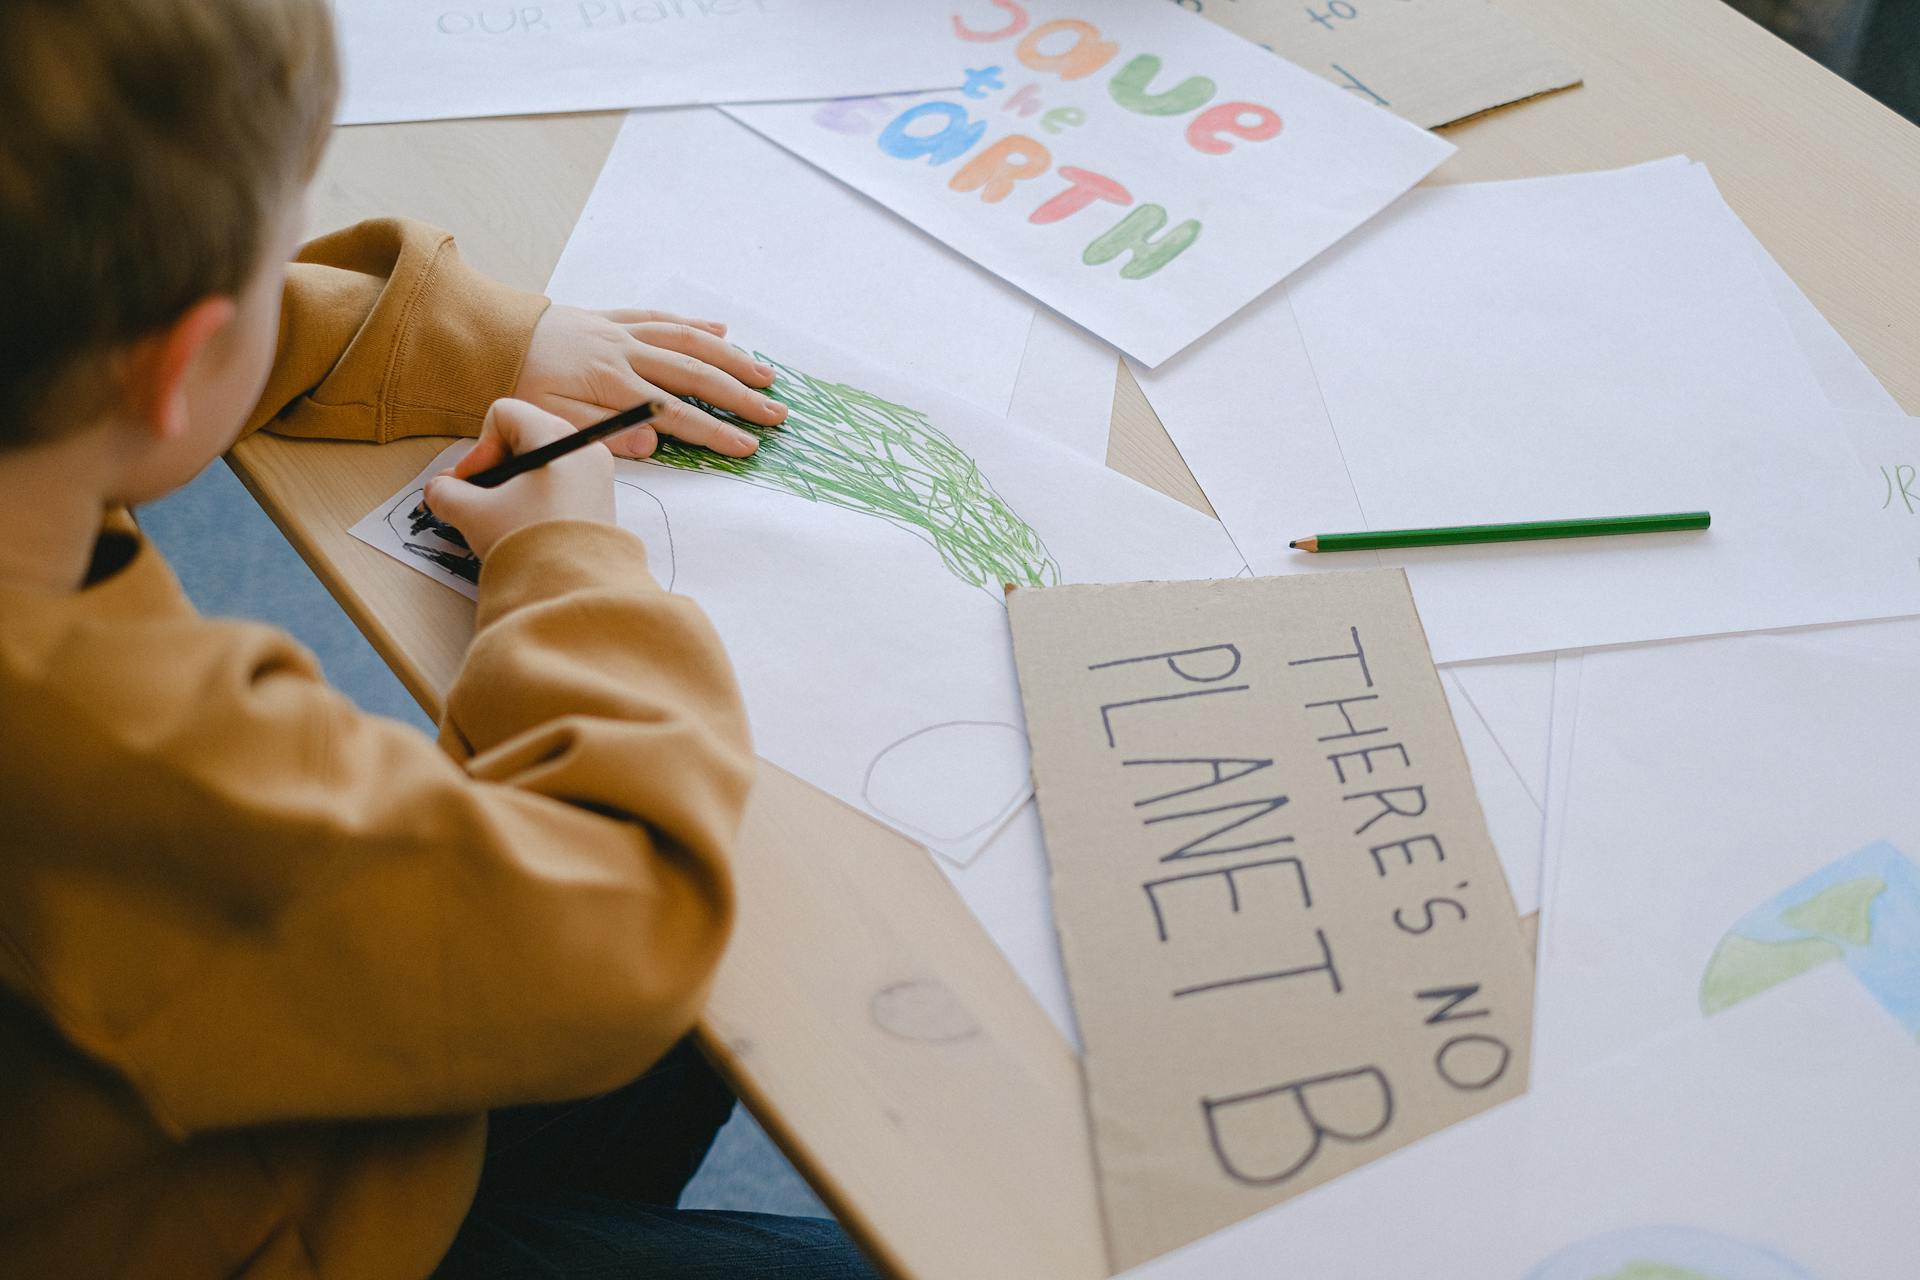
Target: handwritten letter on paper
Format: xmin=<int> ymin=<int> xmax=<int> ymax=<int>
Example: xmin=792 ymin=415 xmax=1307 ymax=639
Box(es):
xmin=1008 ymin=573 xmax=1535 ymax=1267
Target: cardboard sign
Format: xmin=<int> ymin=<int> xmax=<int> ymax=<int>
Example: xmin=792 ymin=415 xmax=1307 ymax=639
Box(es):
xmin=1007 ymin=572 xmax=1535 ymax=1268
xmin=1189 ymin=0 xmax=1583 ymax=129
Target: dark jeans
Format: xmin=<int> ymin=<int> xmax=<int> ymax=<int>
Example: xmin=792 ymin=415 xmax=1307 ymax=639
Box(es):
xmin=433 ymin=1041 xmax=880 ymax=1279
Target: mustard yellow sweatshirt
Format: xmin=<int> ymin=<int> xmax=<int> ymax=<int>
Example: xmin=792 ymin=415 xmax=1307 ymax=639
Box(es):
xmin=0 ymin=220 xmax=754 ymax=1278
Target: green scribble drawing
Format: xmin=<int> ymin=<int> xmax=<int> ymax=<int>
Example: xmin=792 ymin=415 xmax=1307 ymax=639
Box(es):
xmin=1600 ymin=1264 xmax=1718 ymax=1280
xmin=1778 ymin=876 xmax=1883 ymax=945
xmin=648 ymin=354 xmax=1060 ymax=594
xmin=1700 ymin=934 xmax=1843 ymax=1014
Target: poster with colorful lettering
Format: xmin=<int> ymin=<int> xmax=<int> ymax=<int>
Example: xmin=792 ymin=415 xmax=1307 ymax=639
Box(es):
xmin=1007 ymin=572 xmax=1534 ymax=1267
xmin=724 ymin=0 xmax=1454 ymax=366
xmin=332 ymin=2 xmax=966 ymax=126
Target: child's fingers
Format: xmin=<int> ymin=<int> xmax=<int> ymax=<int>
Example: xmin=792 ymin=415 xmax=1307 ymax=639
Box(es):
xmin=447 ymin=435 xmax=507 ymax=480
xmin=640 ymin=386 xmax=762 ymax=457
xmin=607 ymin=423 xmax=660 ymax=460
xmin=448 ymin=399 xmax=577 ymax=481
xmin=422 ymin=473 xmax=484 ymax=530
xmin=630 ymin=322 xmax=780 ymax=392
xmin=520 ymin=389 xmax=661 ymax=457
xmin=485 ymin=398 xmax=579 ymax=453
xmin=628 ymin=344 xmax=787 ymax=429
xmin=602 ymin=307 xmax=726 ymax=336
xmin=528 ymin=392 xmax=617 ymax=431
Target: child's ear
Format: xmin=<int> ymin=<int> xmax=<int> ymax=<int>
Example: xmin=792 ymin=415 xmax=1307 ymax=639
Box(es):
xmin=119 ymin=296 xmax=238 ymax=440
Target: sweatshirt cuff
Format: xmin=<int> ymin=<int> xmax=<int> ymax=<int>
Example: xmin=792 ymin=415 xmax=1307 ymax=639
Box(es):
xmin=385 ymin=243 xmax=551 ymax=442
xmin=474 ymin=520 xmax=660 ymax=629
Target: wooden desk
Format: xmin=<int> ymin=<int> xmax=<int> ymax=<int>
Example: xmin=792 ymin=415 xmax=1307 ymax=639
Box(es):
xmin=231 ymin=2 xmax=1920 ymax=1275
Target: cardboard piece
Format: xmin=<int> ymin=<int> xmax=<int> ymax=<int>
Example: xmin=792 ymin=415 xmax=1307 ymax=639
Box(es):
xmin=1192 ymin=0 xmax=1583 ymax=129
xmin=1007 ymin=572 xmax=1535 ymax=1268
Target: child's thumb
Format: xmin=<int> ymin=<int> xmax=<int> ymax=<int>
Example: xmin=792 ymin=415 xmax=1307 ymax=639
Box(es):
xmin=424 ymin=475 xmax=481 ymax=531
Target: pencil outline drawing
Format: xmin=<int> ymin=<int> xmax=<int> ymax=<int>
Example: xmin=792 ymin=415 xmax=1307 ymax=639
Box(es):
xmin=861 ymin=719 xmax=1032 ymax=851
xmin=613 ymin=480 xmax=677 ymax=591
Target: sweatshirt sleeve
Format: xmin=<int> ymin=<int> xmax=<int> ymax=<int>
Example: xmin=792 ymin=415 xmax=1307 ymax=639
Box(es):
xmin=243 ymin=217 xmax=549 ymax=444
xmin=8 ymin=523 xmax=752 ymax=1136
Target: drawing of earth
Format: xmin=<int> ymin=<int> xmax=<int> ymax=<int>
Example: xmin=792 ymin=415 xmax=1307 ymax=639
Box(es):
xmin=614 ymin=480 xmax=675 ymax=590
xmin=1526 ymin=1225 xmax=1815 ymax=1280
xmin=1698 ymin=840 xmax=1920 ymax=1039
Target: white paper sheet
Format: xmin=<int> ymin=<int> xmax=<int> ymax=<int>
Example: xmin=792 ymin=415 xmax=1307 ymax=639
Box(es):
xmin=1755 ymin=252 xmax=1906 ymax=417
xmin=1443 ymin=670 xmax=1543 ymax=914
xmin=726 ymin=0 xmax=1452 ymax=366
xmin=1531 ymin=622 xmax=1920 ymax=1083
xmin=1134 ymin=159 xmax=1920 ymax=663
xmin=1006 ymin=312 xmax=1118 ymax=460
xmin=1528 ymin=418 xmax=1920 ymax=1074
xmin=1539 ymin=651 xmax=1585 ymax=904
xmin=351 ymin=294 xmax=1245 ymax=865
xmin=1121 ymin=966 xmax=1920 ymax=1279
xmin=1847 ymin=410 xmax=1920 ymax=541
xmin=1529 ymin=648 xmax=1584 ymax=1066
xmin=1426 ymin=659 xmax=1551 ymax=924
xmin=1417 ymin=210 xmax=1905 ymax=923
xmin=332 ymin=2 xmax=964 ymax=126
xmin=545 ymin=108 xmax=1117 ymax=459
xmin=1447 ymin=659 xmax=1553 ymax=809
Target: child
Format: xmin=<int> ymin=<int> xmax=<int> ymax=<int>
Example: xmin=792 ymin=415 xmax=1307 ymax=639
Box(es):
xmin=0 ymin=1 xmax=874 ymax=1276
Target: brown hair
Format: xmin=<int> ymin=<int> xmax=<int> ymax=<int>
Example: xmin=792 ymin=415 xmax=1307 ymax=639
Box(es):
xmin=0 ymin=0 xmax=338 ymax=446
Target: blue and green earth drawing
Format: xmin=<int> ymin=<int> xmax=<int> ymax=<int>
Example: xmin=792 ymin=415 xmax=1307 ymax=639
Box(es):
xmin=1698 ymin=840 xmax=1920 ymax=1039
xmin=1527 ymin=1225 xmax=1813 ymax=1280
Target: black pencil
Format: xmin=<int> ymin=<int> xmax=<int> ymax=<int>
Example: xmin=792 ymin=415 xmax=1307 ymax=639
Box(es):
xmin=410 ymin=400 xmax=660 ymax=527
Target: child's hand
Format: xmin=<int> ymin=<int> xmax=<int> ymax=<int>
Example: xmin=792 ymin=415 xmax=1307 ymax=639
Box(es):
xmin=424 ymin=400 xmax=614 ymax=561
xmin=512 ymin=304 xmax=789 ymax=460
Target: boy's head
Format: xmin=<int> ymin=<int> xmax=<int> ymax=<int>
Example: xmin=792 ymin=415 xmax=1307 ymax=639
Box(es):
xmin=0 ymin=0 xmax=337 ymax=499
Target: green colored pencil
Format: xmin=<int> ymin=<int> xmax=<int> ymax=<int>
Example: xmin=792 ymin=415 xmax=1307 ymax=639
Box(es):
xmin=1289 ymin=511 xmax=1711 ymax=553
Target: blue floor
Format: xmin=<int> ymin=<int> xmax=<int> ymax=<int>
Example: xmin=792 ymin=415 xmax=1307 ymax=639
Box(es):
xmin=141 ymin=460 xmax=827 ymax=1221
